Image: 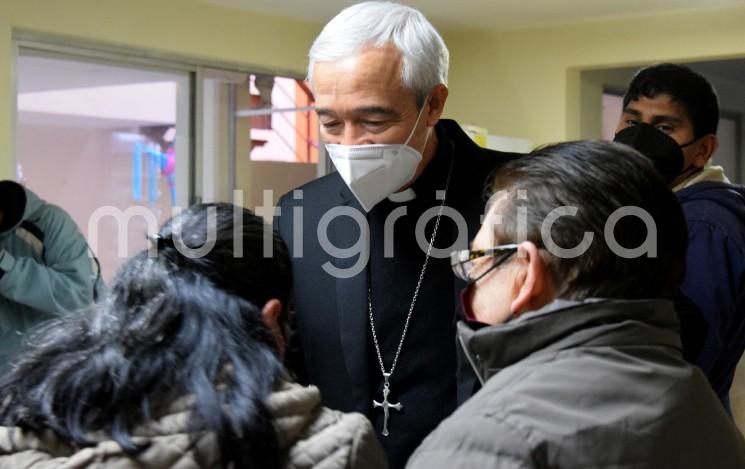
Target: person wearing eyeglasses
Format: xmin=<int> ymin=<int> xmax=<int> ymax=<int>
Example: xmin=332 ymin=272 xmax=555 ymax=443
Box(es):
xmin=407 ymin=141 xmax=745 ymax=469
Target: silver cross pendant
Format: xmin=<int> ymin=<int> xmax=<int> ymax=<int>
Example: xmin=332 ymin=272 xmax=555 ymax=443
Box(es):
xmin=373 ymin=372 xmax=402 ymax=436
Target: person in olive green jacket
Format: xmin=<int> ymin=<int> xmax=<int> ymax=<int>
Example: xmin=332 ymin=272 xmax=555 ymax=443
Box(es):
xmin=0 ymin=180 xmax=100 ymax=367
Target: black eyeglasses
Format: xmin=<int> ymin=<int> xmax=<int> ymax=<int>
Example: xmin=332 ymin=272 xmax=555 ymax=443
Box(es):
xmin=450 ymin=244 xmax=519 ymax=283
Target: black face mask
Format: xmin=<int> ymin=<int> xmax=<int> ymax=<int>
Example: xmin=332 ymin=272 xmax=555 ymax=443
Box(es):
xmin=613 ymin=123 xmax=698 ymax=184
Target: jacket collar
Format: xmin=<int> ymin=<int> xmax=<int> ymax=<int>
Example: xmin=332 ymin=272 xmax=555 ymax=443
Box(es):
xmin=458 ymin=298 xmax=682 ymax=384
xmin=672 ymin=165 xmax=730 ymax=192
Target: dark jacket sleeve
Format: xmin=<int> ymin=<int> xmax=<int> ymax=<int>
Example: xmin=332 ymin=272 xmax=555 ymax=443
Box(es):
xmin=684 ymin=219 xmax=745 ymax=375
xmin=669 ymin=290 xmax=708 ymax=363
xmin=274 ymin=193 xmax=309 ymax=385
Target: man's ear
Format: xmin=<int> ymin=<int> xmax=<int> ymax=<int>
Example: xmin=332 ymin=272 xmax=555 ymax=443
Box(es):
xmin=261 ymin=299 xmax=286 ymax=358
xmin=425 ymin=84 xmax=448 ymax=127
xmin=510 ymin=242 xmax=555 ymax=316
xmin=693 ymin=134 xmax=718 ymax=166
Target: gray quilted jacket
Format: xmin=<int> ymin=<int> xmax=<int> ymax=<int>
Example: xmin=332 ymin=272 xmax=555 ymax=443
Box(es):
xmin=408 ymin=299 xmax=745 ymax=469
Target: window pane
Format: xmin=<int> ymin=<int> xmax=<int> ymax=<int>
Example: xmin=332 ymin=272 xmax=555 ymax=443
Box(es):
xmin=16 ymin=52 xmax=191 ymax=281
xmin=236 ymin=75 xmax=318 ymax=163
xmin=218 ymin=73 xmax=321 ymax=221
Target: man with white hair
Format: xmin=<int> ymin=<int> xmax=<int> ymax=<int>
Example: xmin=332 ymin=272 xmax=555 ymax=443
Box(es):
xmin=275 ymin=3 xmax=519 ymax=466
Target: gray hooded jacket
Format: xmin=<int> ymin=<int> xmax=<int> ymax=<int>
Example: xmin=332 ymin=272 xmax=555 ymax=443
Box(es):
xmin=408 ymin=299 xmax=745 ymax=469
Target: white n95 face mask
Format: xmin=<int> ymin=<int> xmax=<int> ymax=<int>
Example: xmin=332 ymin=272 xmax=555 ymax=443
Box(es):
xmin=325 ymin=103 xmax=430 ymax=212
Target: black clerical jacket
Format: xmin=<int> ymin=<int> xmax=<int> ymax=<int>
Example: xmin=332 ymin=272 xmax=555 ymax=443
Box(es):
xmin=275 ymin=119 xmax=520 ymax=468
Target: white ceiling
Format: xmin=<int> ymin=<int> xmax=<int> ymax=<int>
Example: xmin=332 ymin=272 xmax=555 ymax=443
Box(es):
xmin=196 ymin=0 xmax=745 ymax=31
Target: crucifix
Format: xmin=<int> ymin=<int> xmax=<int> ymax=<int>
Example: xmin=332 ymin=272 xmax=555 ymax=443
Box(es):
xmin=373 ymin=372 xmax=402 ymax=437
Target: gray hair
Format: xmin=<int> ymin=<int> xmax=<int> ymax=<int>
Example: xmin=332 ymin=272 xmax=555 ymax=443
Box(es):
xmin=308 ymin=1 xmax=449 ymax=107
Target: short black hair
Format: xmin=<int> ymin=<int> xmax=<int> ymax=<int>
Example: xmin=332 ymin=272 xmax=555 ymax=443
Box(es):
xmin=623 ymin=63 xmax=719 ymax=138
xmin=487 ymin=140 xmax=687 ymax=300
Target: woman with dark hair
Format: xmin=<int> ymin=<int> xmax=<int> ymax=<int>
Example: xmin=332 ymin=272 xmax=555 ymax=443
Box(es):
xmin=0 ymin=203 xmax=386 ymax=468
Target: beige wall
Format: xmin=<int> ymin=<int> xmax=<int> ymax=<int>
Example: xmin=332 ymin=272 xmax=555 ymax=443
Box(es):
xmin=0 ymin=0 xmax=322 ymax=179
xmin=241 ymin=160 xmax=317 ymax=221
xmin=442 ymin=6 xmax=745 ymax=146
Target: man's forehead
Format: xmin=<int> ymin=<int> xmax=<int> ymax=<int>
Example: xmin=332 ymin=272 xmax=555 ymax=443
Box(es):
xmin=313 ymin=78 xmax=416 ymax=115
xmin=321 ymin=55 xmax=360 ymax=73
xmin=624 ymin=95 xmax=690 ymax=121
xmin=311 ymin=46 xmax=411 ymax=101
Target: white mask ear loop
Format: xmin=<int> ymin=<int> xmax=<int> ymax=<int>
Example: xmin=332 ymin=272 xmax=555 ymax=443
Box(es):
xmin=404 ymin=98 xmax=430 ymax=147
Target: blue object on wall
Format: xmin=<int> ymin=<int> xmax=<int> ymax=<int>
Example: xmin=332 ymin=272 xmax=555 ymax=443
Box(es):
xmin=132 ymin=142 xmax=176 ymax=205
xmin=146 ymin=147 xmax=159 ymax=203
xmin=132 ymin=142 xmax=143 ymax=202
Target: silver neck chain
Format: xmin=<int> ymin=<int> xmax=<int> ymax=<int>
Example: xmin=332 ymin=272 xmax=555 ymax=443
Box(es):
xmin=368 ymin=156 xmax=454 ymax=383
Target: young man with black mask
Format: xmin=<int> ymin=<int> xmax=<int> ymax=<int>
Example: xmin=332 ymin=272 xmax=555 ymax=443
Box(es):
xmin=614 ymin=63 xmax=745 ymax=414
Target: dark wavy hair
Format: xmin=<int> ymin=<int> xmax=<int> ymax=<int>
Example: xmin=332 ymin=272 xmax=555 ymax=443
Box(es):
xmin=0 ymin=203 xmax=292 ymax=468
